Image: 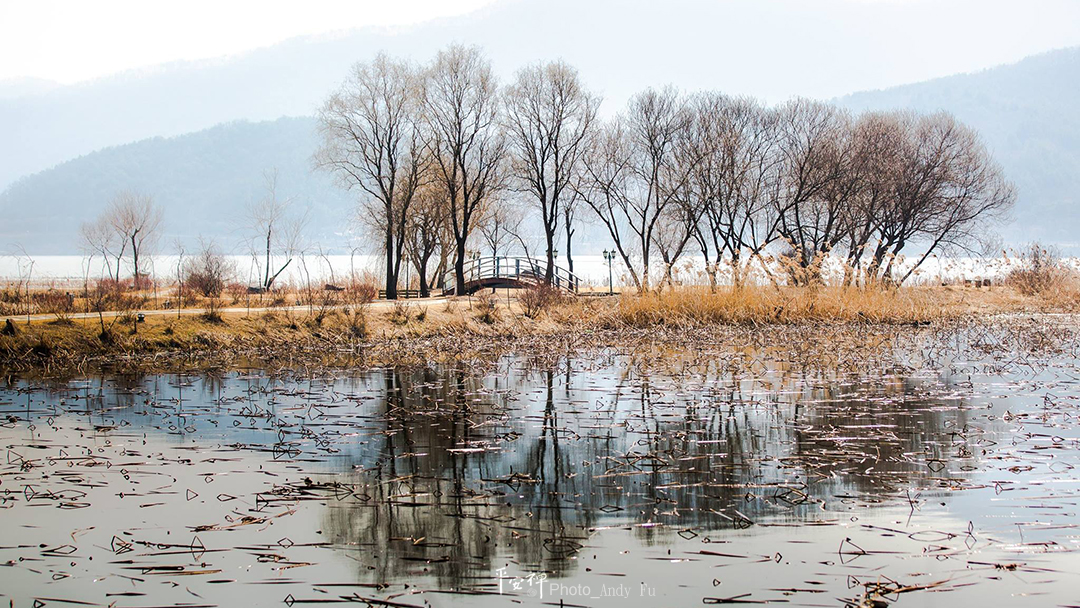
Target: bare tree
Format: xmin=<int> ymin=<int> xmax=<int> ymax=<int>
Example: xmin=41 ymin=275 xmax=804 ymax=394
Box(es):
xmin=421 ymin=44 xmax=507 ymax=295
xmin=504 ymin=60 xmax=599 ymax=282
xmin=81 ymin=191 xmax=162 ymax=288
xmin=870 ymin=112 xmax=1015 ymax=283
xmin=174 ymin=239 xmax=185 ymax=318
xmin=247 ymin=170 xmax=307 ymax=291
xmin=402 ymin=182 xmax=452 ymax=297
xmin=109 ymin=192 xmax=162 ymax=289
xmin=839 ymin=111 xmax=908 ymax=285
xmin=578 ymin=87 xmax=690 ymax=292
xmin=562 ymin=193 xmax=580 ymax=276
xmin=773 ymin=99 xmax=856 ymax=285
xmin=477 ymin=195 xmax=524 ymax=258
xmin=80 ymin=216 xmax=124 ymax=282
xmin=687 ymin=94 xmax=781 ymax=289
xmin=317 ymin=53 xmax=425 ymax=299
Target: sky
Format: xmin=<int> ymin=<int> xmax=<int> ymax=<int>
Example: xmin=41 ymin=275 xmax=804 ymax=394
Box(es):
xmin=3 ymin=0 xmax=1080 ymax=89
xmin=0 ymin=0 xmax=499 ymax=84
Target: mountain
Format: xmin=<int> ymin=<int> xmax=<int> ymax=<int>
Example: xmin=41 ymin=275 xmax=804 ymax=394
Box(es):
xmin=3 ymin=47 xmax=1080 ymax=254
xmin=0 ymin=77 xmax=59 ymax=100
xmin=838 ymin=47 xmax=1080 ymax=248
xmin=0 ymin=117 xmax=357 ymax=254
xmin=4 ymin=0 xmax=1078 ymax=192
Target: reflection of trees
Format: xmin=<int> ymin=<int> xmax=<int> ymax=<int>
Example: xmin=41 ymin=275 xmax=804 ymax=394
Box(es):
xmin=319 ymin=360 xmax=980 ymax=591
xmin=323 ymin=360 xmax=981 ymax=588
xmin=324 ymin=366 xmax=592 ymax=590
xmin=2 ymin=355 xmax=984 ymax=590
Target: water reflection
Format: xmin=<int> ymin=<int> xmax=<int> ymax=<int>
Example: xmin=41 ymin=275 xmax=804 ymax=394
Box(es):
xmin=0 ymin=353 xmax=1025 ymax=606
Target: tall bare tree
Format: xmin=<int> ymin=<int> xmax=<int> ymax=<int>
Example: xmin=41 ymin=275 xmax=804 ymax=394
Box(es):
xmin=402 ymin=181 xmax=453 ymax=297
xmin=579 ymin=87 xmax=690 ymax=292
xmin=80 ymin=215 xmax=124 ymax=282
xmin=870 ymin=112 xmax=1015 ymax=283
xmin=317 ymin=53 xmax=425 ymax=299
xmin=772 ymin=99 xmax=855 ymax=284
xmin=687 ymin=94 xmax=781 ymax=289
xmin=504 ymin=61 xmax=600 ymax=282
xmin=421 ymin=44 xmax=507 ymax=295
xmin=248 ymin=170 xmax=306 ymax=291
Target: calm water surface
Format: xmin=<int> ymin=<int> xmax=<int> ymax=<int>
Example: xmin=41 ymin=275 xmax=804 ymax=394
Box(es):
xmin=2 ymin=334 xmax=1080 ymax=607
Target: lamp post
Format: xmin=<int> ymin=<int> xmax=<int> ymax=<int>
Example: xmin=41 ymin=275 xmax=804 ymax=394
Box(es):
xmin=552 ymin=249 xmax=558 ymax=287
xmin=603 ymin=249 xmax=616 ymax=295
xmin=469 ymin=250 xmax=480 ymax=285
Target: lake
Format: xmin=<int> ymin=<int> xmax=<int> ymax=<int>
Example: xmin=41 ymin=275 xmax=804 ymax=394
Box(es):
xmin=0 ymin=254 xmax=1059 ymax=290
xmin=2 ymin=322 xmax=1079 ymax=606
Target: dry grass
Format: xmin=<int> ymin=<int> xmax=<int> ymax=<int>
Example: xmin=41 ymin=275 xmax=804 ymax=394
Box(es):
xmin=1004 ymin=244 xmax=1080 ymax=310
xmin=0 ymin=280 xmax=1075 ymax=375
xmin=602 ymin=285 xmax=947 ymax=327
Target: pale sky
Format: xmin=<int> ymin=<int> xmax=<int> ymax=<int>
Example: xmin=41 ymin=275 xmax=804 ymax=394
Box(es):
xmin=2 ymin=0 xmax=1080 ymax=95
xmin=0 ymin=0 xmax=499 ymax=84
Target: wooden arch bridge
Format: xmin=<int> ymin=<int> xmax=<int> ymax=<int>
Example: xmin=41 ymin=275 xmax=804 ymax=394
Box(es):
xmin=442 ymin=256 xmax=581 ymax=296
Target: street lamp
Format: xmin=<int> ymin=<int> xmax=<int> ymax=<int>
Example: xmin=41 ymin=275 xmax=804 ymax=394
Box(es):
xmin=603 ymin=249 xmax=616 ymax=295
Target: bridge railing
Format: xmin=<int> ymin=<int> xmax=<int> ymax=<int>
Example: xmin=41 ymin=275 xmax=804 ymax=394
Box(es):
xmin=442 ymin=256 xmax=581 ymax=295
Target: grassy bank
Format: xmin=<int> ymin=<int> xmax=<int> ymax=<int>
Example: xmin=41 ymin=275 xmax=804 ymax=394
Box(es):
xmin=0 ymin=282 xmax=1072 ymax=375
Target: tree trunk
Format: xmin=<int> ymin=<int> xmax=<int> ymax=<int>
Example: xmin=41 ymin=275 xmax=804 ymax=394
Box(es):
xmin=384 ymin=221 xmax=398 ymax=300
xmin=454 ymin=239 xmax=467 ymax=296
xmin=545 ymin=237 xmax=555 ymax=284
xmin=417 ymin=255 xmax=431 ymax=298
xmin=264 ymin=229 xmax=272 ymax=290
xmin=131 ymin=232 xmax=140 ymax=290
xmin=565 ymin=224 xmax=574 ymax=275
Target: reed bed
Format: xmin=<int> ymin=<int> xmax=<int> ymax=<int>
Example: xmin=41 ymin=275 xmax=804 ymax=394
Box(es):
xmin=0 ymin=279 xmax=1072 ymax=375
xmin=604 ymin=285 xmax=944 ymax=327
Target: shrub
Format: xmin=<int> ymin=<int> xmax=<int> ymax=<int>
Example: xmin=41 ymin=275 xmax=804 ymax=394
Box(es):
xmin=184 ymin=243 xmax=235 ymax=298
xmin=473 ymin=292 xmax=500 ymax=324
xmin=389 ymin=301 xmax=412 ymax=325
xmin=32 ymin=289 xmax=75 ymax=320
xmin=347 ymin=281 xmax=378 ymax=305
xmin=226 ymin=282 xmax=247 ymax=305
xmin=520 ymin=283 xmax=564 ymax=319
xmin=1006 ymin=243 xmax=1074 ymax=296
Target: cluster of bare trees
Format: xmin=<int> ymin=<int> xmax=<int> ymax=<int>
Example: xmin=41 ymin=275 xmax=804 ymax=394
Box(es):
xmin=72 ymin=46 xmax=1011 ymax=300
xmin=79 ymin=191 xmax=163 ymax=288
xmin=317 ymin=45 xmax=599 ymax=297
xmin=319 ymin=45 xmax=1014 ymax=295
xmin=577 ymin=92 xmax=1015 ymax=290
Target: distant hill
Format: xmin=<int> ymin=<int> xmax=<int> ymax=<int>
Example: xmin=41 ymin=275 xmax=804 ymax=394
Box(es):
xmin=0 ymin=117 xmax=358 ymax=254
xmin=3 ymin=0 xmax=1073 ymax=192
xmin=838 ymin=47 xmax=1080 ymax=249
xmin=4 ymin=47 xmax=1080 ymax=254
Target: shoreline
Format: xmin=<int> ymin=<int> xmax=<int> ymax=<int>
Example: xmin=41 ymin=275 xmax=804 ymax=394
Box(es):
xmin=2 ymin=285 xmax=1073 ymax=377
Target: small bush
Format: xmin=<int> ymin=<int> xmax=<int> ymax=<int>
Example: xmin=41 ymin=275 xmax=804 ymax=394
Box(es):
xmin=226 ymin=282 xmax=247 ymax=305
xmin=184 ymin=242 xmax=235 ymax=298
xmin=33 ymin=289 xmax=75 ymax=320
xmin=1006 ymin=243 xmax=1074 ymax=296
xmin=347 ymin=281 xmax=378 ymax=305
xmin=389 ymin=301 xmax=412 ymax=325
xmin=520 ymin=283 xmax=564 ymax=319
xmin=473 ymin=292 xmax=500 ymax=325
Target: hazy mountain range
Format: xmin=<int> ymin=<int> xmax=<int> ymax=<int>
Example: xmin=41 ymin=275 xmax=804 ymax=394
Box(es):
xmin=1 ymin=0 xmax=1078 ymax=254
xmin=838 ymin=46 xmax=1080 ymax=249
